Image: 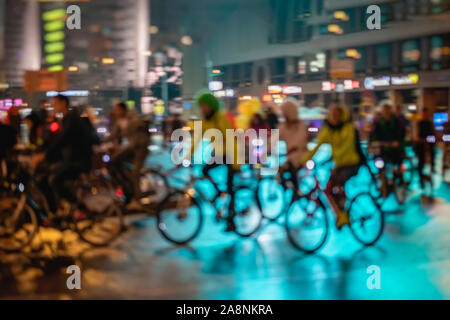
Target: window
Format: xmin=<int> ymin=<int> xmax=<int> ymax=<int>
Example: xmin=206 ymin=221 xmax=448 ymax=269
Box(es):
xmin=380 ymin=3 xmax=395 ymax=23
xmin=430 ymin=34 xmax=450 ymax=70
xmin=295 ymin=0 xmax=311 ymax=15
xmin=275 ymin=0 xmax=289 ymax=43
xmin=270 ymin=58 xmax=286 ymax=83
xmin=337 ymin=47 xmax=367 ymax=73
xmin=375 ymin=44 xmax=392 ymax=71
xmin=402 ymin=39 xmax=421 ymax=72
xmin=317 ymin=0 xmax=324 ymax=15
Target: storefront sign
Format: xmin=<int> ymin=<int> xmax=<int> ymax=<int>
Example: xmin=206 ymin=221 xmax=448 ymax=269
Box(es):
xmin=364 ymin=74 xmax=419 ymax=89
xmin=46 ymin=90 xmax=89 ymax=97
xmin=24 ymin=70 xmax=68 ymax=92
xmin=208 ymin=81 xmax=223 ymax=91
xmin=262 ymin=94 xmax=273 ymax=102
xmin=282 ymin=86 xmax=302 ymax=95
xmin=322 ymin=81 xmax=336 ymax=91
xmin=391 ymin=74 xmax=419 ymax=85
xmin=213 ymin=88 xmax=235 ymax=98
xmin=330 ymin=58 xmax=354 ymax=78
xmin=268 ymin=85 xmax=283 ymax=94
xmin=364 ymin=76 xmax=390 ymax=89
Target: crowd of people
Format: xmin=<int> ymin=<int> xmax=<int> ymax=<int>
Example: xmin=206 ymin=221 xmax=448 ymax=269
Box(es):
xmin=0 ymin=93 xmax=449 ymax=231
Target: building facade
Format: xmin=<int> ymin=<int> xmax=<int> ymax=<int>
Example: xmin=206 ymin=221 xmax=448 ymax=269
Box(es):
xmin=1 ymin=0 xmax=150 ymax=111
xmin=200 ymin=0 xmax=450 ymax=114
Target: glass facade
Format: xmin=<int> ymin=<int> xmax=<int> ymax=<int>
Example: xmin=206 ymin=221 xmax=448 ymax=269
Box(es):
xmin=401 ymin=39 xmax=421 ymax=72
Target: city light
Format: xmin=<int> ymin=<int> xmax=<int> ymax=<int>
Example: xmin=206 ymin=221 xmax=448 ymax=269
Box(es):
xmin=42 ymin=8 xmax=66 ymax=22
xmin=262 ymin=94 xmax=273 ymax=102
xmin=44 ymin=21 xmax=65 ymax=32
xmin=101 ymin=58 xmax=115 ymax=65
xmin=208 ymin=81 xmax=223 ymax=91
xmin=149 ymin=25 xmax=159 ymax=34
xmin=181 ymin=35 xmax=193 ymax=46
xmin=44 ymin=42 xmax=65 ymax=53
xmin=334 ymin=11 xmax=349 ymax=21
xmin=68 ymin=66 xmax=79 ymax=72
xmin=346 ymin=48 xmax=361 ymax=59
xmin=44 ymin=31 xmax=65 ymax=42
xmin=328 ymin=24 xmax=343 ymax=35
xmin=45 ymin=53 xmax=64 ymax=64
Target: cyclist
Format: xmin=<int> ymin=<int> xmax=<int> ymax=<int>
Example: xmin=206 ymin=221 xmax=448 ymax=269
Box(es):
xmin=0 ymin=123 xmax=17 ymax=179
xmin=31 ymin=95 xmax=95 ymax=214
xmin=23 ymin=112 xmax=44 ymax=149
xmin=279 ymin=100 xmax=308 ymax=189
xmin=414 ymin=107 xmax=436 ymax=189
xmin=301 ymin=102 xmax=364 ymax=230
xmin=187 ymin=93 xmax=239 ymax=232
xmin=108 ymin=101 xmax=150 ymax=211
xmin=371 ymin=103 xmax=405 ymax=167
xmin=265 ymin=103 xmax=279 ymax=130
xmin=395 ymin=104 xmax=410 ymax=139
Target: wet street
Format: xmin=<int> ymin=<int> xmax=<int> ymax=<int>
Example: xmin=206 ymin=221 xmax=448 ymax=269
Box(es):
xmin=1 ymin=149 xmax=450 ymax=300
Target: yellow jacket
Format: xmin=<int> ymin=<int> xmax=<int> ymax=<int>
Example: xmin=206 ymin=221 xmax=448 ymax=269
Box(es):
xmin=190 ymin=111 xmax=240 ymax=169
xmin=302 ymin=109 xmax=360 ymax=168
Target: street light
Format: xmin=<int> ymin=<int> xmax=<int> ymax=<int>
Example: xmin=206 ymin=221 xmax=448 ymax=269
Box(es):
xmin=101 ymin=58 xmax=115 ymax=65
xmin=181 ymin=35 xmax=193 ymax=46
xmin=149 ymin=25 xmax=159 ymax=35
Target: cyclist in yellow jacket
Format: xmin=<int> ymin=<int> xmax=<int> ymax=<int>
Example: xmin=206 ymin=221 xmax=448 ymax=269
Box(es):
xmin=188 ymin=93 xmax=240 ymax=232
xmin=302 ymin=102 xmax=363 ymax=229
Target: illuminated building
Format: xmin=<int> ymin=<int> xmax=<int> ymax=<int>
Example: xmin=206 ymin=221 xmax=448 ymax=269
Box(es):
xmin=195 ymin=0 xmax=450 ymax=113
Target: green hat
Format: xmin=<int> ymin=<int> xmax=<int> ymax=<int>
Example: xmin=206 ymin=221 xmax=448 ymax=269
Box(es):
xmin=196 ymin=92 xmax=220 ymax=112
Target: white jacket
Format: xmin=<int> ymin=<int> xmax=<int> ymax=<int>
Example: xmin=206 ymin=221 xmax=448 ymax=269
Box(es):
xmin=279 ymin=101 xmax=308 ymax=168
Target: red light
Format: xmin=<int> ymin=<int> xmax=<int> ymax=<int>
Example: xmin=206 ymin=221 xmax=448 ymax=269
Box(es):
xmin=115 ymin=189 xmax=124 ymax=198
xmin=262 ymin=94 xmax=273 ymax=102
xmin=352 ymin=81 xmax=360 ymax=89
xmin=50 ymin=122 xmax=59 ymax=132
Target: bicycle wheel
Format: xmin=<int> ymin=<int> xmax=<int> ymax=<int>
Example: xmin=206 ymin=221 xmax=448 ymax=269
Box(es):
xmin=139 ymin=169 xmax=169 ymax=209
xmin=75 ymin=196 xmax=124 ymax=246
xmin=0 ymin=197 xmax=38 ymax=252
xmin=231 ymin=186 xmax=263 ymax=237
xmin=257 ymin=177 xmax=285 ymax=221
xmin=156 ymin=190 xmax=203 ymax=245
xmin=347 ymin=192 xmax=384 ymax=246
xmin=285 ymin=195 xmax=329 ymax=253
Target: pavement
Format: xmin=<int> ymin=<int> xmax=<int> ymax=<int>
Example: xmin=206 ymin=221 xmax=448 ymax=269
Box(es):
xmin=1 ymin=145 xmax=450 ymax=300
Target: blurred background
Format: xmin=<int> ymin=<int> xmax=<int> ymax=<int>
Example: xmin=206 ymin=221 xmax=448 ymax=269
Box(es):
xmin=0 ymin=0 xmax=449 ymax=122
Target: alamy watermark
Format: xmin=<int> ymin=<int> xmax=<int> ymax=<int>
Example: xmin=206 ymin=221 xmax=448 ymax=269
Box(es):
xmin=366 ymin=5 xmax=381 ymax=30
xmin=66 ymin=5 xmax=81 ymax=30
xmin=170 ymin=121 xmax=280 ymax=174
xmin=66 ymin=265 xmax=81 ymax=290
xmin=366 ymin=265 xmax=381 ymax=290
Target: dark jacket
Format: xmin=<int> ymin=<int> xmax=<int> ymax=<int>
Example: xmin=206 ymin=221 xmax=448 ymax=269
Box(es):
xmin=417 ymin=119 xmax=435 ymax=142
xmin=0 ymin=124 xmax=17 ymax=160
xmin=372 ymin=116 xmax=404 ymax=144
xmin=46 ymin=109 xmax=94 ymax=167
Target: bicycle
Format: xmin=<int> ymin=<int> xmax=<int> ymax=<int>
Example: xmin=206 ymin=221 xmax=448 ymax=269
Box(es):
xmin=155 ymin=164 xmax=263 ymax=245
xmin=0 ymin=158 xmax=38 ymax=252
xmin=366 ymin=141 xmax=412 ymax=205
xmin=0 ymin=151 xmax=124 ymax=251
xmin=285 ymin=160 xmax=384 ymax=253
